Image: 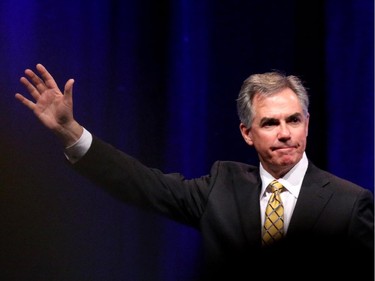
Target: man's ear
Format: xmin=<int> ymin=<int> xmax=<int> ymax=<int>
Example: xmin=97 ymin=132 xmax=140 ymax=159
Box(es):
xmin=305 ymin=113 xmax=310 ymax=137
xmin=239 ymin=123 xmax=254 ymax=146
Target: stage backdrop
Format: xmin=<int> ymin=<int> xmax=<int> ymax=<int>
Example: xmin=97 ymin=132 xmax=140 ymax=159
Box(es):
xmin=0 ymin=0 xmax=373 ymax=280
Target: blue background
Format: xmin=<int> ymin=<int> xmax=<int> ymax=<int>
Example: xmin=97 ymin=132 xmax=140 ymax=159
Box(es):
xmin=0 ymin=0 xmax=373 ymax=280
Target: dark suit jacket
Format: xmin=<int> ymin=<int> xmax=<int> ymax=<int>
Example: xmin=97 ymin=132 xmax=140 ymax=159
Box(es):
xmin=72 ymin=136 xmax=374 ymax=281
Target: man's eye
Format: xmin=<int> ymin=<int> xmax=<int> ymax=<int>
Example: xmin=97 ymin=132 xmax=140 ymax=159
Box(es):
xmin=262 ymin=120 xmax=278 ymax=127
xmin=289 ymin=117 xmax=301 ymax=123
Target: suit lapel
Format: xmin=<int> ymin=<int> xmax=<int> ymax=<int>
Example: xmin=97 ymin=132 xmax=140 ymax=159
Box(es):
xmin=287 ymin=162 xmax=333 ymax=235
xmin=232 ymin=166 xmax=263 ymax=246
xmin=230 ymin=162 xmax=334 ymax=244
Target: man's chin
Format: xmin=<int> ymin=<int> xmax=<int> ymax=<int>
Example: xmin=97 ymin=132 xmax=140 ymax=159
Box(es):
xmin=278 ymin=155 xmax=298 ymax=167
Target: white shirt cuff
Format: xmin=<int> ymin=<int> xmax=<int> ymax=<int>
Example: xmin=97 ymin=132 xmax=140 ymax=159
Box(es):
xmin=64 ymin=127 xmax=93 ymax=163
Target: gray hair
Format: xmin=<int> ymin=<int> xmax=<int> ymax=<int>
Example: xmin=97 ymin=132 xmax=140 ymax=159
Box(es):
xmin=236 ymin=71 xmax=310 ymax=128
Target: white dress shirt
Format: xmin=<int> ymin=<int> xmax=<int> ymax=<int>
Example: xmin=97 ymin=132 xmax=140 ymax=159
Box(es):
xmin=259 ymin=152 xmax=308 ymax=233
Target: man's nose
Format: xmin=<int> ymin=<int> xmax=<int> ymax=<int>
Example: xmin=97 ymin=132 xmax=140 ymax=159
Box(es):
xmin=277 ymin=124 xmax=291 ymax=139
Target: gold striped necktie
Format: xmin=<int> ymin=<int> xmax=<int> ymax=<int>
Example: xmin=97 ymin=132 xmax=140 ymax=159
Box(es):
xmin=262 ymin=180 xmax=285 ymax=246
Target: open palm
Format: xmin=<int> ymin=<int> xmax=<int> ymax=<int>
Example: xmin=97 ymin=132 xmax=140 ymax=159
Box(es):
xmin=15 ymin=64 xmax=75 ymax=130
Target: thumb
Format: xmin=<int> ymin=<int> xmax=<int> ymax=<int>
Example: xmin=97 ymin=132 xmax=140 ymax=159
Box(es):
xmin=64 ymin=78 xmax=75 ymax=103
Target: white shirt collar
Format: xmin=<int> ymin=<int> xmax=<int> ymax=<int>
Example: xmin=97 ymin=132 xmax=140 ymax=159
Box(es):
xmin=259 ymin=152 xmax=309 ymax=199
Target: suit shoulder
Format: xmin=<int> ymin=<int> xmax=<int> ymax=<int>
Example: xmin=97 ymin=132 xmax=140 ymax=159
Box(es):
xmin=308 ymin=162 xmax=373 ymax=196
xmin=211 ymin=160 xmax=258 ymax=173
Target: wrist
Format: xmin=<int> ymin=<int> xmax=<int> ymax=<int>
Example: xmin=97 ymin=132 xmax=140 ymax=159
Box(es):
xmin=54 ymin=121 xmax=84 ymax=147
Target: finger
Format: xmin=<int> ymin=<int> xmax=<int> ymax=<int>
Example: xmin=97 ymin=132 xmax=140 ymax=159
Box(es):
xmin=14 ymin=93 xmax=36 ymax=111
xmin=19 ymin=76 xmax=41 ymax=101
xmin=36 ymin=63 xmax=59 ymax=89
xmin=24 ymin=68 xmax=49 ymax=93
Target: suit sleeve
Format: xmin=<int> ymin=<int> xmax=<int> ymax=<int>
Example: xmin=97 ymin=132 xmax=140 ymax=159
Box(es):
xmin=70 ymin=136 xmax=216 ymax=228
xmin=348 ymin=188 xmax=374 ymax=252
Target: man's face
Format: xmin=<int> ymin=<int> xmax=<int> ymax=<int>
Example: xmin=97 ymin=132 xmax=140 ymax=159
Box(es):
xmin=240 ymin=88 xmax=309 ymax=177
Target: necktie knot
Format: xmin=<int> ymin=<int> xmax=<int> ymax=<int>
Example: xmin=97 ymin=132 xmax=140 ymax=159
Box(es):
xmin=269 ymin=180 xmax=284 ymax=193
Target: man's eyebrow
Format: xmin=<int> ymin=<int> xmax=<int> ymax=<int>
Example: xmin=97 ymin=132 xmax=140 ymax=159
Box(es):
xmin=260 ymin=117 xmax=276 ymax=122
xmin=259 ymin=112 xmax=303 ymax=124
xmin=286 ymin=112 xmax=303 ymax=120
xmin=259 ymin=117 xmax=278 ymax=125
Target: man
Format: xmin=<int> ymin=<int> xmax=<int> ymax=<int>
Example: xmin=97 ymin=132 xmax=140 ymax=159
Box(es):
xmin=15 ymin=64 xmax=374 ymax=281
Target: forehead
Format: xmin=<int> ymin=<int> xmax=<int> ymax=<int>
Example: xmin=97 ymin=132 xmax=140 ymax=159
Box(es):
xmin=253 ymin=88 xmax=303 ymax=117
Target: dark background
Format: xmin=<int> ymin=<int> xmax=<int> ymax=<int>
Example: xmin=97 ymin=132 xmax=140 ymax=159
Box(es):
xmin=0 ymin=0 xmax=373 ymax=280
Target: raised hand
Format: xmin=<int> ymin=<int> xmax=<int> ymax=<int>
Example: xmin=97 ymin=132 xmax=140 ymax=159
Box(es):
xmin=15 ymin=64 xmax=83 ymax=147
